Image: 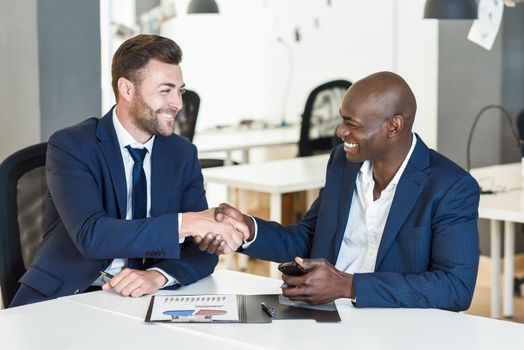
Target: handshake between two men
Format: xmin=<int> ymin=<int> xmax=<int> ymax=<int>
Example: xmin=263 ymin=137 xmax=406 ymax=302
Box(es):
xmin=181 ymin=204 xmax=254 ymax=254
xmin=190 ymin=203 xmax=255 ymax=254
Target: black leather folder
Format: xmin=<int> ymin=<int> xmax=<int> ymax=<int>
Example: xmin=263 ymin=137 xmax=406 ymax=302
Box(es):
xmin=243 ymin=294 xmax=341 ymax=323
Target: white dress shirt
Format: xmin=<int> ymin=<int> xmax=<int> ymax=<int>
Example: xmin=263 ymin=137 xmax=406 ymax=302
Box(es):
xmin=94 ymin=108 xmax=178 ymax=287
xmin=335 ymin=134 xmax=417 ymax=273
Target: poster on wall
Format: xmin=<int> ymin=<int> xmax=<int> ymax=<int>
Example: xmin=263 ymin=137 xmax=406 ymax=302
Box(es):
xmin=467 ymin=0 xmax=504 ymax=51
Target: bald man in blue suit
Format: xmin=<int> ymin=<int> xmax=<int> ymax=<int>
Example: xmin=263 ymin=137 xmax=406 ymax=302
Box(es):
xmin=199 ymin=71 xmax=480 ymax=311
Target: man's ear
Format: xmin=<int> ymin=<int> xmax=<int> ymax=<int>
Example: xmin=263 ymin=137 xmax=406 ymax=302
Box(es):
xmin=387 ymin=114 xmax=404 ymax=138
xmin=117 ymin=77 xmax=135 ymax=103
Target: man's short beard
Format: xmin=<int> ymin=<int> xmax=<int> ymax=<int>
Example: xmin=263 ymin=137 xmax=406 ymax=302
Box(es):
xmin=130 ymin=90 xmax=177 ymax=137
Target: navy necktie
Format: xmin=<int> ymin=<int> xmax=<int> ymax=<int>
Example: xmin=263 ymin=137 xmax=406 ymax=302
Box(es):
xmin=125 ymin=145 xmax=148 ymax=269
xmin=126 ymin=145 xmax=148 ymax=220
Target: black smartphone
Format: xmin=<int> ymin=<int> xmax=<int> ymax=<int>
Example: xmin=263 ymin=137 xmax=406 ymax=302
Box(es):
xmin=278 ymin=261 xmax=312 ymax=276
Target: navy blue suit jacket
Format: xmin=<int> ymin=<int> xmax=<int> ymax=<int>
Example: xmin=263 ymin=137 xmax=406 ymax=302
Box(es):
xmin=10 ymin=109 xmax=217 ymax=307
xmin=245 ymin=135 xmax=480 ymax=311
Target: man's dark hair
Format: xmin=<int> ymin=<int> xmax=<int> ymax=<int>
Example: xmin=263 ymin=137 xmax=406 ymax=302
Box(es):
xmin=111 ymin=34 xmax=182 ymax=101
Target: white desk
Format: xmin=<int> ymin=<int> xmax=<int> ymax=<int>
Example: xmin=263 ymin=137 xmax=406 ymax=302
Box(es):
xmin=471 ymin=162 xmax=524 ymax=319
xmin=194 ymin=124 xmax=299 ymax=165
xmin=203 ymin=155 xmax=330 ymax=277
xmin=6 ymin=269 xmax=522 ymax=350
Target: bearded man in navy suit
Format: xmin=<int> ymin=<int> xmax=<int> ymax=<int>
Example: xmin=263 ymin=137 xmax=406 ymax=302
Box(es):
xmin=10 ymin=35 xmax=248 ymax=307
xmin=197 ymin=71 xmax=480 ymax=311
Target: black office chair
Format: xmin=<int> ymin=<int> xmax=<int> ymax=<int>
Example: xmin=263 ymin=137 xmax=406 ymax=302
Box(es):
xmin=175 ymin=89 xmax=200 ymax=142
xmin=517 ymin=108 xmax=524 ymax=157
xmin=298 ymin=79 xmax=352 ymax=157
xmin=176 ymin=89 xmax=227 ymax=168
xmin=0 ymin=142 xmax=48 ymax=306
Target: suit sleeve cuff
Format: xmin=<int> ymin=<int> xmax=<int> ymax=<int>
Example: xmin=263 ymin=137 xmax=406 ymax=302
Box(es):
xmin=148 ymin=267 xmax=180 ymax=288
xmin=177 ymin=213 xmax=185 ymax=244
xmin=241 ymin=215 xmax=258 ymax=249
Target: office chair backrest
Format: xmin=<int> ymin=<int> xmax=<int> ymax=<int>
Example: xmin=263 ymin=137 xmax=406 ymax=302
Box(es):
xmin=175 ymin=89 xmax=200 ymax=142
xmin=517 ymin=108 xmax=524 ymax=157
xmin=298 ymin=79 xmax=352 ymax=157
xmin=0 ymin=142 xmax=47 ymax=306
xmin=174 ymin=89 xmax=226 ymax=168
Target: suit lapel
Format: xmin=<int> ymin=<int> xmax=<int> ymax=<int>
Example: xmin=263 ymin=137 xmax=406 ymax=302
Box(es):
xmin=150 ymin=136 xmax=174 ymax=216
xmin=375 ymin=135 xmax=430 ymax=269
xmin=331 ymin=161 xmax=361 ymax=263
xmin=96 ymin=108 xmax=127 ymax=219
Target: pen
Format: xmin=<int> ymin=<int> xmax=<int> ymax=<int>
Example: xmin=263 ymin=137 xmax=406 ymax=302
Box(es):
xmin=99 ymin=270 xmax=114 ymax=279
xmin=261 ymin=302 xmax=277 ymax=318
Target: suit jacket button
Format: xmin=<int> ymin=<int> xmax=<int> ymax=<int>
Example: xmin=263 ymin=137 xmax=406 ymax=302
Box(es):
xmin=74 ymin=289 xmax=80 ymax=294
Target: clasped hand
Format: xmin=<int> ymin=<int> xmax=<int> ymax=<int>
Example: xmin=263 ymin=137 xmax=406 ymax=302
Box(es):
xmin=192 ymin=203 xmax=253 ymax=254
xmin=182 ymin=206 xmax=250 ymax=254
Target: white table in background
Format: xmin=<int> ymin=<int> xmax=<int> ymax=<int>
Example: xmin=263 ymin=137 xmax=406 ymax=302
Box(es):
xmin=16 ymin=269 xmax=522 ymax=350
xmin=471 ymin=162 xmax=524 ymax=319
xmin=202 ymin=155 xmax=330 ymax=277
xmin=194 ymin=124 xmax=299 ymax=165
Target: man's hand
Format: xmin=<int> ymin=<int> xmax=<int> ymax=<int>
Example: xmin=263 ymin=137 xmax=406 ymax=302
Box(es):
xmin=181 ymin=208 xmax=249 ymax=254
xmin=101 ymin=268 xmax=167 ymax=297
xmin=214 ymin=203 xmax=244 ymax=223
xmin=282 ymin=257 xmax=355 ymax=304
xmin=193 ymin=203 xmax=255 ymax=254
xmin=193 ymin=232 xmax=227 ymax=254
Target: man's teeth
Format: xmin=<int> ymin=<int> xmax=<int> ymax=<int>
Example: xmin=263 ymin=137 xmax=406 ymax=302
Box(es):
xmin=161 ymin=113 xmax=174 ymax=120
xmin=344 ymin=142 xmax=358 ymax=149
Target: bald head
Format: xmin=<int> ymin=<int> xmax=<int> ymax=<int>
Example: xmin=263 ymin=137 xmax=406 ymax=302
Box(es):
xmin=343 ymin=71 xmax=417 ymax=132
xmin=336 ymin=71 xmax=418 ymax=165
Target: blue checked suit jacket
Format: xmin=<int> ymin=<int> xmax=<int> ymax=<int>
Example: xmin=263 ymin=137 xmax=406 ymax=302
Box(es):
xmin=244 ymin=135 xmax=480 ymax=311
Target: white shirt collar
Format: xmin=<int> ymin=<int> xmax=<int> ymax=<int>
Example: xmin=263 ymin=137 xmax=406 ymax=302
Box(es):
xmin=359 ymin=133 xmax=417 ymax=189
xmin=112 ymin=107 xmax=155 ymax=152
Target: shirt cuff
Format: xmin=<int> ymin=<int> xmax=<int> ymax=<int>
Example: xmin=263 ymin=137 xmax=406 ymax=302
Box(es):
xmin=177 ymin=213 xmax=185 ymax=244
xmin=148 ymin=267 xmax=179 ymax=288
xmin=241 ymin=215 xmax=258 ymax=249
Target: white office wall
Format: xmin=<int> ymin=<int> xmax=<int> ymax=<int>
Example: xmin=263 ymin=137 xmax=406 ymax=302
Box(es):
xmin=156 ymin=0 xmax=439 ymax=147
xmin=161 ymin=0 xmax=396 ymax=130
xmin=0 ymin=0 xmax=41 ymax=162
xmin=395 ymin=0 xmax=439 ymax=148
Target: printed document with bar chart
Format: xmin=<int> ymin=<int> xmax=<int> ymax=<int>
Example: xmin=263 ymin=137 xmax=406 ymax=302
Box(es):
xmin=145 ymin=294 xmax=239 ymax=322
